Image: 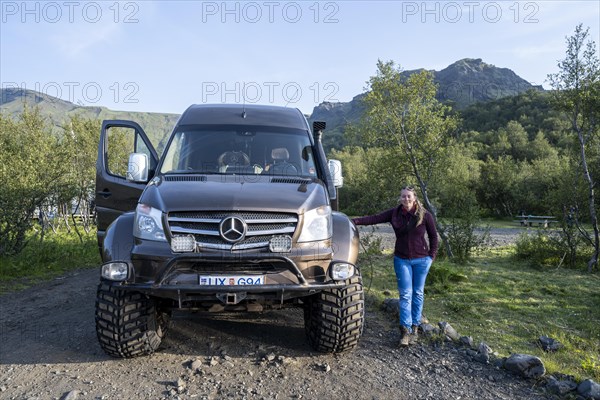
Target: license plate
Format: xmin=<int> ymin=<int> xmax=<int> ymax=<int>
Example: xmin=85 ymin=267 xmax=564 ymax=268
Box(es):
xmin=199 ymin=275 xmax=265 ymax=286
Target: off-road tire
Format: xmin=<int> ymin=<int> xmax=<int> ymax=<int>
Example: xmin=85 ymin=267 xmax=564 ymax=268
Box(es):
xmin=304 ymin=275 xmax=364 ymax=353
xmin=95 ymin=282 xmax=169 ymax=358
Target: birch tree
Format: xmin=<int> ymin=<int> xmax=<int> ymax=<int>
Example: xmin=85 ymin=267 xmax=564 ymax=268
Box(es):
xmin=358 ymin=60 xmax=459 ymax=257
xmin=548 ymin=24 xmax=600 ymax=272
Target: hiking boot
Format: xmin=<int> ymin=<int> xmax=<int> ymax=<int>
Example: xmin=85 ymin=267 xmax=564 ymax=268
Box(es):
xmin=399 ymin=326 xmax=410 ymax=347
xmin=410 ymin=325 xmax=419 ymax=344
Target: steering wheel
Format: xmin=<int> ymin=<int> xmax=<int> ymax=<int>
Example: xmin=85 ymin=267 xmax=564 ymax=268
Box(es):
xmin=217 ymin=151 xmax=250 ymax=167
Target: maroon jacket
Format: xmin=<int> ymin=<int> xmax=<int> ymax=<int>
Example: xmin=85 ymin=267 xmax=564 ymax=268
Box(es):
xmin=352 ymin=206 xmax=439 ymax=260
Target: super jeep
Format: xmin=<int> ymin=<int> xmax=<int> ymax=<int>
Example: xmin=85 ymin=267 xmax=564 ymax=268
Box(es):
xmin=94 ymin=104 xmax=364 ymax=358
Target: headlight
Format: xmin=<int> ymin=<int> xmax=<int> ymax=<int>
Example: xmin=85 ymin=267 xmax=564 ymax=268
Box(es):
xmin=101 ymin=262 xmax=129 ymax=281
xmin=298 ymin=205 xmax=332 ymax=242
xmin=133 ymin=204 xmax=166 ymax=241
xmin=330 ymin=262 xmax=355 ymax=280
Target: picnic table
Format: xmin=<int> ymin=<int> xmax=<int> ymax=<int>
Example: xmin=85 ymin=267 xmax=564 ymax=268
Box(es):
xmin=515 ymin=215 xmax=557 ymax=228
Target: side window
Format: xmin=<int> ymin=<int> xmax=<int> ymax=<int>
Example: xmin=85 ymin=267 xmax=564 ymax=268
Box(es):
xmin=106 ymin=127 xmax=135 ymax=177
xmin=106 ymin=126 xmax=155 ymax=178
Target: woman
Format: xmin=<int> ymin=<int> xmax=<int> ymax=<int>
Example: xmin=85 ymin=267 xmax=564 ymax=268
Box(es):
xmin=352 ymin=186 xmax=438 ymax=346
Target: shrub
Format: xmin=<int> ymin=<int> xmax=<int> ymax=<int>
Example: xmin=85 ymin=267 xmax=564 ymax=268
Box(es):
xmin=514 ymin=229 xmax=593 ymax=269
xmin=439 ymin=218 xmax=493 ymax=264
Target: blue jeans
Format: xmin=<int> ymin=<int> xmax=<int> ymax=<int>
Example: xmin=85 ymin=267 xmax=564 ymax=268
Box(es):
xmin=393 ymin=256 xmax=433 ymax=330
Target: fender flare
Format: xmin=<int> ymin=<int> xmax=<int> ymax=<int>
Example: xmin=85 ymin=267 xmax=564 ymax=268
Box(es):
xmin=331 ymin=211 xmax=359 ymax=265
xmin=102 ymin=212 xmax=135 ymax=263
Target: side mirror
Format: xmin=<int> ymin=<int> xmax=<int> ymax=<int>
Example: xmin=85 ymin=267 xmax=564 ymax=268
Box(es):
xmin=328 ymin=159 xmax=343 ymax=188
xmin=127 ymin=153 xmax=149 ymax=183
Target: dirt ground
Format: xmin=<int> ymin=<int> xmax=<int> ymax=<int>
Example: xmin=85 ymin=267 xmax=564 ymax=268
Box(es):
xmin=0 ymin=236 xmax=550 ymax=400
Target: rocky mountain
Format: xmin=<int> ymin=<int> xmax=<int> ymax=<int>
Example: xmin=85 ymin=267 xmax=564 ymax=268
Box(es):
xmin=308 ymin=58 xmax=543 ymax=151
xmin=0 ymin=88 xmax=180 ymax=151
xmin=407 ymin=58 xmax=543 ymax=109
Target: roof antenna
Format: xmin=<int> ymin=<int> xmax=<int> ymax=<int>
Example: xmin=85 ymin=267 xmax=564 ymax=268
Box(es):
xmin=242 ymin=83 xmax=247 ymax=118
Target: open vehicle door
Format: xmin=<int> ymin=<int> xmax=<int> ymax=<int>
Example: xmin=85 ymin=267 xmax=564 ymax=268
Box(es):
xmin=95 ymin=120 xmax=159 ymax=247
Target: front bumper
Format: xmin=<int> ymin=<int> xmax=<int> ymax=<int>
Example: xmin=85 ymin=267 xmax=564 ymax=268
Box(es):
xmin=112 ymin=280 xmax=349 ymax=302
xmin=104 ymin=239 xmax=353 ymax=302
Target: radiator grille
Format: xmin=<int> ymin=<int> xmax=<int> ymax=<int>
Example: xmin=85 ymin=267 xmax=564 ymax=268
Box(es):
xmin=168 ymin=211 xmax=297 ymax=250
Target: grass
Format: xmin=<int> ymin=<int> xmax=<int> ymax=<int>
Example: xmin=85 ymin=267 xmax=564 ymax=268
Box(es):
xmin=361 ymin=247 xmax=600 ymax=382
xmin=0 ymin=229 xmax=100 ymax=293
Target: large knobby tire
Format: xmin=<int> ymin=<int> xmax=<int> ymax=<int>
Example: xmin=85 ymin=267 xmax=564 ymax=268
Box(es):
xmin=95 ymin=282 xmax=168 ymax=358
xmin=304 ymin=275 xmax=365 ymax=353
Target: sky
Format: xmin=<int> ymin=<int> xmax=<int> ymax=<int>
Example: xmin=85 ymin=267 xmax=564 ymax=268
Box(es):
xmin=1 ymin=0 xmax=599 ymax=115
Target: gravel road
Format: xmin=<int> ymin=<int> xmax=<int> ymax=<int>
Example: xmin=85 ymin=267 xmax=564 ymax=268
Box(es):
xmin=355 ymin=225 xmax=522 ymax=250
xmin=0 ymin=230 xmax=549 ymax=400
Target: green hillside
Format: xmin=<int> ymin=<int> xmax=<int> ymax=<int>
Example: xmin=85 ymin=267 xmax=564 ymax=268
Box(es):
xmin=0 ymin=88 xmax=179 ymax=152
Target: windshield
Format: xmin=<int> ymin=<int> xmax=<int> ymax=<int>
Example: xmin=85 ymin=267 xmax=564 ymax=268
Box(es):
xmin=160 ymin=125 xmax=317 ymax=177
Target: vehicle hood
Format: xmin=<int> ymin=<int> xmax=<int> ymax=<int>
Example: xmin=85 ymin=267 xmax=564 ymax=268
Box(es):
xmin=140 ymin=175 xmax=328 ymax=214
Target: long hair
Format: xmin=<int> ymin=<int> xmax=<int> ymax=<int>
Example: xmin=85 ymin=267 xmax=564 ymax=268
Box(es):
xmin=399 ymin=186 xmax=426 ymax=226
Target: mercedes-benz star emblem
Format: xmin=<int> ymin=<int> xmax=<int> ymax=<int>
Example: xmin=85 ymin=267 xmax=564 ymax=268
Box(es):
xmin=219 ymin=216 xmax=247 ymax=243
